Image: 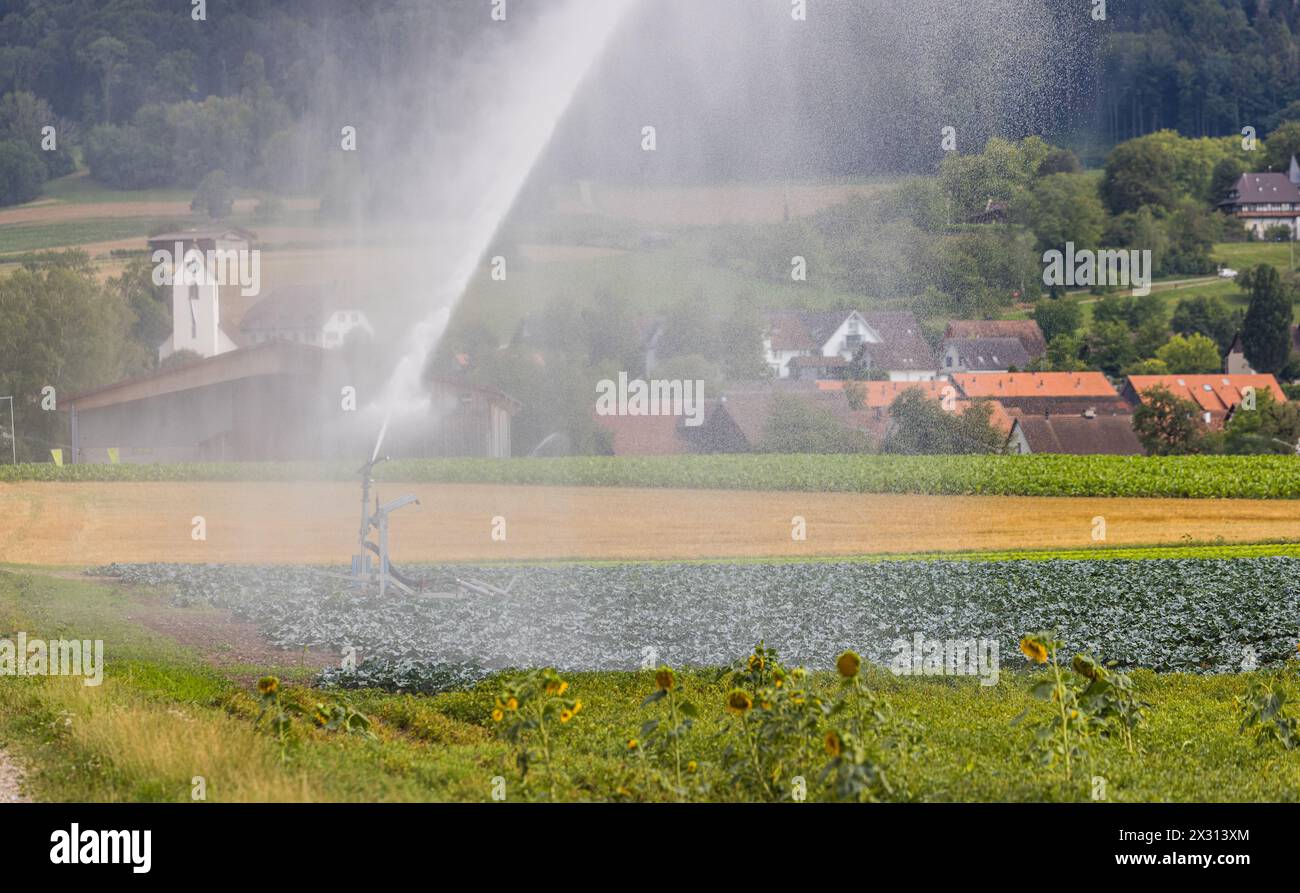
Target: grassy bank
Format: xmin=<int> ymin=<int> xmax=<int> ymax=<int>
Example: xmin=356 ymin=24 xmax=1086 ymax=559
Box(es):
xmin=5 ymin=453 xmax=1300 ymax=498
xmin=3 ymin=570 xmax=1300 ymax=802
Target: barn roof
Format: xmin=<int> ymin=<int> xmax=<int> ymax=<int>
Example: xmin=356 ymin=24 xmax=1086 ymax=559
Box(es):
xmin=1012 ymin=414 xmax=1144 ymax=455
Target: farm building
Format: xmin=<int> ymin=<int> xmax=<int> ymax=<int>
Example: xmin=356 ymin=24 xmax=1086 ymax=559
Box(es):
xmin=1008 ymin=412 xmax=1144 ymax=455
xmin=62 ymin=342 xmax=518 ymax=464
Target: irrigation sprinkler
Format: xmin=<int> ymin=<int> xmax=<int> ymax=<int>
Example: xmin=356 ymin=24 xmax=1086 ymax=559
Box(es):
xmin=320 ymin=420 xmax=516 ymax=601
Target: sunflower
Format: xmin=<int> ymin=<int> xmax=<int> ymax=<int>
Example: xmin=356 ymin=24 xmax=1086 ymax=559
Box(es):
xmin=257 ymin=676 xmax=279 ymax=696
xmin=627 ymin=738 xmax=639 ymax=750
xmin=654 ymin=667 xmax=676 ymax=691
xmin=725 ymin=689 xmax=753 ymax=715
xmin=836 ymin=650 xmax=861 ymax=679
xmin=747 ymin=654 xmax=765 ymax=672
xmin=686 ymin=760 xmax=698 ymax=773
xmin=546 ymin=679 xmax=568 ymax=696
xmin=1071 ymin=654 xmax=1101 ymax=681
xmin=571 ymin=700 xmax=583 ymax=715
xmin=824 ymin=730 xmax=843 ymax=757
xmin=559 ymin=708 xmax=574 ymax=723
xmin=506 ymin=697 xmax=519 ymax=712
xmin=1019 ymin=636 xmax=1049 ymax=664
xmin=491 ymin=708 xmax=504 ymax=722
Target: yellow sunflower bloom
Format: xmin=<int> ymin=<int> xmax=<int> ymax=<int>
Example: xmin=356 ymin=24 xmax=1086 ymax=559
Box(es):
xmin=725 ymin=689 xmax=753 ymax=715
xmin=1019 ymin=636 xmax=1049 ymax=664
xmin=824 ymin=730 xmax=843 ymax=757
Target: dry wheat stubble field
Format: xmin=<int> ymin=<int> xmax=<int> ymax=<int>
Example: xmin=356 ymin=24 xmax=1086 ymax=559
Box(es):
xmin=1 ymin=481 xmax=1298 ymax=565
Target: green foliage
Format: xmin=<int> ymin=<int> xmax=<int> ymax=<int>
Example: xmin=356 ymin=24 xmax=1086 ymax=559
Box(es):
xmin=1238 ymin=666 xmax=1300 ymax=751
xmin=758 ymin=394 xmax=873 ymax=455
xmin=0 ymin=138 xmax=45 ymax=205
xmin=1016 ymin=633 xmax=1149 ymax=782
xmin=883 ymin=389 xmax=1006 ymax=455
xmin=1131 ymin=385 xmax=1202 ymax=456
xmin=1241 ymin=264 xmax=1296 ymax=374
xmin=1017 ymin=172 xmax=1104 ymax=254
xmin=1031 ymin=296 xmax=1082 ymax=343
xmin=1156 ymin=332 xmax=1221 ymax=374
xmin=632 ymin=666 xmax=699 ymax=800
xmin=1215 ymin=388 xmax=1300 ymax=455
xmin=1170 ymin=295 xmax=1242 ymax=354
xmin=0 ymin=252 xmax=147 ymax=460
xmin=16 ymin=453 xmax=1300 ymax=498
xmin=492 ymin=668 xmax=582 ymax=799
xmin=191 ymin=169 xmax=232 ymax=218
xmin=1101 ymin=137 xmax=1179 ymax=215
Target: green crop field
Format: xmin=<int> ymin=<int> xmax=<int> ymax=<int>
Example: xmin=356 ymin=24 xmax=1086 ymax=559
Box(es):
xmin=6 ymin=453 xmax=1300 ymax=499
xmin=4 ymin=569 xmax=1300 ymax=803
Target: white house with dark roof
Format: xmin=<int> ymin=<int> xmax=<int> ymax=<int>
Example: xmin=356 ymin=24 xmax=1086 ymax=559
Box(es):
xmin=1220 ymin=157 xmax=1300 ymax=239
xmin=762 ymin=309 xmax=937 ymax=381
xmin=240 ymin=285 xmax=374 ymax=349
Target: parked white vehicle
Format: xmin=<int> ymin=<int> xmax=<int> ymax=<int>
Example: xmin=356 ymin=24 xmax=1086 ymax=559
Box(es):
xmin=1218 ymin=268 xmax=1238 ymax=279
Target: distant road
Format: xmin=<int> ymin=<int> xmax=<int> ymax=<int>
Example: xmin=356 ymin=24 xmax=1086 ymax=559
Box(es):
xmin=1066 ymin=275 xmax=1222 ymax=300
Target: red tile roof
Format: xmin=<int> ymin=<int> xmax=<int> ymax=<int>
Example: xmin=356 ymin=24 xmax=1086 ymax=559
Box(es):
xmin=952 ymin=372 xmax=1118 ymax=400
xmin=815 ymin=379 xmax=953 ymax=407
xmin=1125 ymin=374 xmax=1286 ymax=419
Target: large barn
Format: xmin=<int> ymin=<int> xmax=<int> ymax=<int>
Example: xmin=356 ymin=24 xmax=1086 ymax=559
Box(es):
xmin=63 ymin=341 xmax=518 ymax=464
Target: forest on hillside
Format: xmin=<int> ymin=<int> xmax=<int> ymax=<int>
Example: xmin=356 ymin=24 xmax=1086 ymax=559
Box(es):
xmin=0 ymin=0 xmax=1291 ymax=196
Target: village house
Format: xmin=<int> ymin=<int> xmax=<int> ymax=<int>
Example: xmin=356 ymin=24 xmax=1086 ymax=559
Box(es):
xmin=1123 ymin=374 xmax=1288 ymax=429
xmin=953 ymin=371 xmax=1141 ymax=454
xmin=240 ymin=285 xmax=374 ymax=349
xmin=763 ymin=309 xmax=937 ymax=381
xmin=1224 ymin=334 xmax=1253 ymax=375
xmin=939 ymin=336 xmax=1031 ymax=373
xmin=942 ymin=320 xmax=1047 ymax=362
xmin=1219 ymin=156 xmax=1300 ymax=239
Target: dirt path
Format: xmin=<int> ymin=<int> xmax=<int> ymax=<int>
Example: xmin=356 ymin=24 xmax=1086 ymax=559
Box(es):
xmin=2 ymin=482 xmax=1299 ymax=565
xmin=0 ymin=750 xmax=30 ymax=803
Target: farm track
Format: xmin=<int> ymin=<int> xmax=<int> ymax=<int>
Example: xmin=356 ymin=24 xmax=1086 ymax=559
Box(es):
xmin=1 ymin=482 xmax=1299 ymax=565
